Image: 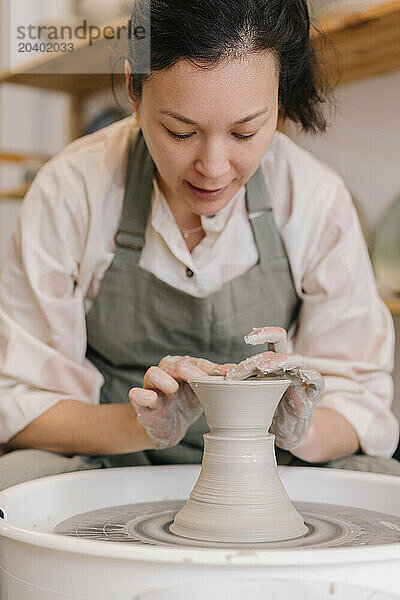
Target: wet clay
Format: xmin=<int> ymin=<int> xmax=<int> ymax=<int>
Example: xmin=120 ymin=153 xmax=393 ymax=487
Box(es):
xmin=169 ymin=377 xmax=307 ymax=543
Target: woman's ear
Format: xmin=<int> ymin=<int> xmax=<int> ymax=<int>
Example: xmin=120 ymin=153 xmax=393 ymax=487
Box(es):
xmin=124 ymin=59 xmax=140 ymax=115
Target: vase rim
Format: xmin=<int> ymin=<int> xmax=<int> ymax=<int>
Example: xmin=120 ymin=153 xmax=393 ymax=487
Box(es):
xmin=189 ymin=376 xmax=290 ymax=386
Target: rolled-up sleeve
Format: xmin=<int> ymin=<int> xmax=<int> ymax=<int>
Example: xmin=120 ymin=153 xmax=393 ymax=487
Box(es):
xmin=0 ymin=157 xmax=104 ymax=444
xmin=291 ymin=182 xmax=398 ymax=457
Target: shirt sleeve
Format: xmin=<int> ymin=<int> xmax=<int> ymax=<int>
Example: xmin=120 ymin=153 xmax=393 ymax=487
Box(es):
xmin=291 ymin=181 xmax=398 ymax=457
xmin=0 ymin=157 xmax=104 ymax=444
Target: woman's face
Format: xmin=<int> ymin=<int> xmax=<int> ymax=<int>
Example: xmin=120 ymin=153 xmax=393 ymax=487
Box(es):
xmin=128 ymin=52 xmax=279 ymax=217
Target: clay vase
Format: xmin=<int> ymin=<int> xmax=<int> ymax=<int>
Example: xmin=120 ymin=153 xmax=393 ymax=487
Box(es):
xmin=170 ymin=376 xmax=307 ymax=543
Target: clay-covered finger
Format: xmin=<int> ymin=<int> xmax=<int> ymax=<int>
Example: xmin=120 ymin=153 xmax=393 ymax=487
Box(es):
xmin=183 ymin=356 xmax=228 ymax=376
xmin=225 ymin=354 xmax=262 ymax=381
xmin=158 ymin=356 xmax=208 ymax=381
xmin=159 ymin=355 xmax=229 ymax=378
xmin=158 ymin=355 xmax=183 ymax=371
xmin=129 ymin=387 xmax=159 ymax=408
xmin=226 ymin=351 xmax=304 ymax=381
xmin=256 ymin=353 xmax=304 ymax=374
xmin=144 ymin=366 xmax=179 ymax=394
xmin=254 ymin=352 xmax=289 ymax=372
xmin=298 ymin=368 xmax=325 ymax=393
xmin=244 ymin=327 xmax=287 ymax=353
xmin=218 ymin=363 xmax=236 ymax=375
xmin=173 ymin=358 xmax=209 ymax=381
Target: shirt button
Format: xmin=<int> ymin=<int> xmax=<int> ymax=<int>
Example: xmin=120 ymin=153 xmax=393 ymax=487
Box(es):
xmin=207 ymin=214 xmax=216 ymax=219
xmin=186 ymin=267 xmax=194 ymax=278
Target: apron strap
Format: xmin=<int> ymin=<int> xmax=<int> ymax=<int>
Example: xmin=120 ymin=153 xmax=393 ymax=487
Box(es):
xmin=246 ymin=165 xmax=271 ymax=212
xmin=246 ymin=165 xmax=290 ymax=262
xmin=115 ymin=129 xmax=155 ymax=261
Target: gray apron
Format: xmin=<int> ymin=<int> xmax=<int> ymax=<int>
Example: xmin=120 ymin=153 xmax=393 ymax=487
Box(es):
xmin=85 ymin=129 xmax=301 ymax=466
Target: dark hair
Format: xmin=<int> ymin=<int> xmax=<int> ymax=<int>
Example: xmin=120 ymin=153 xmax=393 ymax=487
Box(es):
xmin=125 ymin=0 xmax=335 ymax=134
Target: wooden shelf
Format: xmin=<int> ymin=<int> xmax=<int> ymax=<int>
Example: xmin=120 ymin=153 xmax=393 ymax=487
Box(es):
xmin=385 ymin=297 xmax=400 ymax=315
xmin=0 ymin=17 xmax=127 ymax=95
xmin=313 ymin=0 xmax=400 ymax=85
xmin=0 ymin=72 xmax=124 ymax=96
xmin=0 ymin=2 xmax=399 ymax=94
xmin=0 ymin=182 xmax=31 ymax=200
xmin=0 ymin=150 xmax=50 ymax=163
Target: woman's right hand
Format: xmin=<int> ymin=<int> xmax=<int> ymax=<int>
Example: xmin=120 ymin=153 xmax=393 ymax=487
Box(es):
xmin=226 ymin=327 xmax=325 ymax=450
xmin=129 ymin=356 xmax=231 ymax=449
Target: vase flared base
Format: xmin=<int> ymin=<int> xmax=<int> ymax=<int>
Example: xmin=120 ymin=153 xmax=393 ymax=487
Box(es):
xmin=170 ymin=499 xmax=308 ymax=543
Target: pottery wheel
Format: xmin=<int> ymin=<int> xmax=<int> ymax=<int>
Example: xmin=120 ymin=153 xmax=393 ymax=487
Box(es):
xmin=54 ymin=501 xmax=400 ymax=549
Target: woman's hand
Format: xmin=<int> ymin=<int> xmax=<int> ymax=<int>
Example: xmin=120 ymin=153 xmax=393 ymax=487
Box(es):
xmin=129 ymin=356 xmax=231 ymax=449
xmin=226 ymin=327 xmax=325 ymax=450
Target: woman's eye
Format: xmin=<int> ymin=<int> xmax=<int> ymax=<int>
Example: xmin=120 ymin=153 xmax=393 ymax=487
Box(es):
xmin=166 ymin=129 xmax=256 ymax=142
xmin=167 ymin=129 xmax=195 ymax=141
xmin=232 ymin=133 xmax=257 ymax=141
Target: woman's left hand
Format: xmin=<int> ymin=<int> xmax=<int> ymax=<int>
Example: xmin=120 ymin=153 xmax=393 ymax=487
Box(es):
xmin=130 ymin=356 xmax=231 ymax=449
xmin=226 ymin=327 xmax=325 ymax=450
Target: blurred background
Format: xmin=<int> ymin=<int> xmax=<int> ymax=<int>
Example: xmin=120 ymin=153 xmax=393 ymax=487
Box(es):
xmin=0 ymin=0 xmax=399 ymax=417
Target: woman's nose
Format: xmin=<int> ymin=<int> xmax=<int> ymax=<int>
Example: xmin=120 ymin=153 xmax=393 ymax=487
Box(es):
xmin=194 ymin=142 xmax=231 ymax=181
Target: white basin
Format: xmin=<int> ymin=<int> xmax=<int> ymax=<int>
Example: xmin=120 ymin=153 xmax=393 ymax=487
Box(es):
xmin=1 ymin=465 xmax=400 ymax=599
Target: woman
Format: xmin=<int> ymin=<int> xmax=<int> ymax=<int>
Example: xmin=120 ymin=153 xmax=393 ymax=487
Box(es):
xmin=0 ymin=0 xmax=398 ymax=490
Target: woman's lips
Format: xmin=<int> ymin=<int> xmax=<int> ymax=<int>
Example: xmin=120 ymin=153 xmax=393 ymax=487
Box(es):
xmin=186 ymin=181 xmax=228 ymax=200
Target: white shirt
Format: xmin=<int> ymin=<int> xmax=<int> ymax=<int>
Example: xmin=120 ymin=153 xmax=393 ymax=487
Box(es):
xmin=0 ymin=116 xmax=397 ymax=456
